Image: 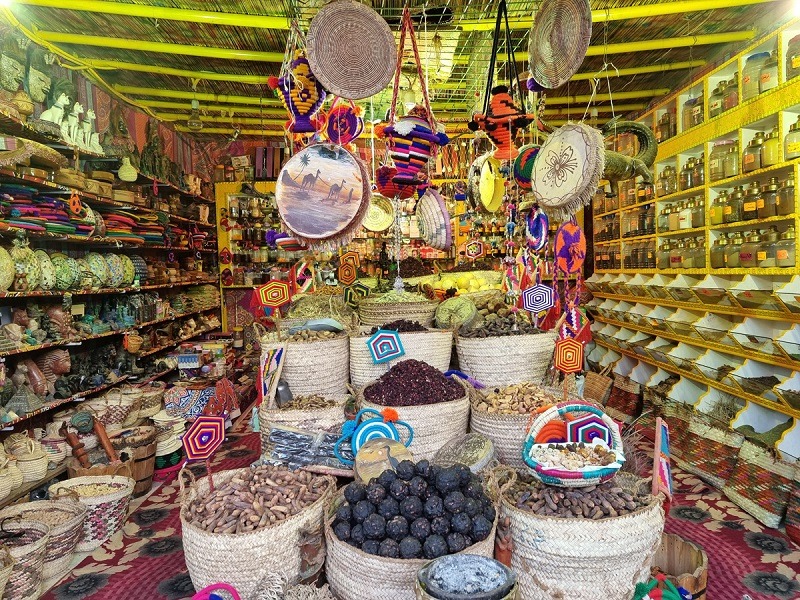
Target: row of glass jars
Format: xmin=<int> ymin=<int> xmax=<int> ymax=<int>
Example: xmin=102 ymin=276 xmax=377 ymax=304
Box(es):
xmin=595 ymin=214 xmax=620 ymax=241
xmin=658 ymin=198 xmax=705 ymax=232
xmin=596 ymin=246 xmax=621 ymax=270
xmin=710 ymin=226 xmax=796 ymax=269
xmin=742 ymin=51 xmax=779 ymax=102
xmin=657 ymin=236 xmax=707 ymax=269
xmin=623 ymin=241 xmax=656 ymax=269
xmin=709 ymin=178 xmax=795 ymax=225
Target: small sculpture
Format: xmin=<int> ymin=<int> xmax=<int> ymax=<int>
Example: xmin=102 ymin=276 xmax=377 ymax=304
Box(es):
xmin=0 ymin=36 xmax=25 ymax=93
xmin=26 ymin=47 xmax=52 ymax=103
xmin=62 ymin=101 xmax=84 ymax=146
xmin=39 ymin=92 xmax=68 ymax=125
xmin=35 ymin=349 xmax=71 ymax=396
xmin=11 ymin=308 xmax=29 ymax=328
xmin=21 ymin=359 xmax=47 ymax=397
xmin=102 ymin=102 xmax=140 ymax=167
xmin=80 ymin=108 xmax=99 ymax=153
xmin=12 ymin=270 xmax=28 ymax=292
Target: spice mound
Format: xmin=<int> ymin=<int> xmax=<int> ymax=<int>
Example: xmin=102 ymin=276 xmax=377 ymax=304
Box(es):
xmin=280 ymin=395 xmax=338 ymax=410
xmin=509 ymin=472 xmax=652 ymax=519
xmin=184 ymin=465 xmax=331 ymax=533
xmin=370 ymin=290 xmax=431 ymax=304
xmin=460 ymin=314 xmax=541 ymax=338
xmin=332 ymin=460 xmax=496 ymax=559
xmin=528 ymin=442 xmax=619 ymax=469
xmin=475 ymin=383 xmax=558 ymax=414
xmin=364 ymin=359 xmax=463 ymax=407
xmin=399 ymin=257 xmax=433 ymax=278
xmin=369 ymin=319 xmax=428 ymax=334
xmin=287 ymin=329 xmax=344 ymax=343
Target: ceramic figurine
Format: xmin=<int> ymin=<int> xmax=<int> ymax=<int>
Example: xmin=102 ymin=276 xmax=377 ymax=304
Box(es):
xmin=35 ymin=349 xmax=71 ymax=395
xmin=62 ymin=102 xmax=83 ymax=146
xmin=38 ymin=91 xmax=68 ymax=125
xmin=11 ymin=270 xmax=27 ymax=292
xmin=26 ymin=47 xmax=52 ymax=103
xmin=80 ymin=108 xmax=98 ymax=152
xmin=21 ymin=359 xmax=47 ymax=397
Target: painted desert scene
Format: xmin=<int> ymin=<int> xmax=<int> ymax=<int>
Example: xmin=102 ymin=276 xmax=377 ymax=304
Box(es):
xmin=276 ymin=144 xmax=364 ymax=239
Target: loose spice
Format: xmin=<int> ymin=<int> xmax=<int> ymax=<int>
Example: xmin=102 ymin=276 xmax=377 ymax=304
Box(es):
xmin=369 ymin=319 xmax=427 ymax=334
xmin=460 ymin=314 xmax=540 ymax=337
xmin=399 ymin=257 xmax=433 ymax=278
xmin=474 ymin=383 xmax=559 ymax=414
xmin=280 ymin=395 xmax=338 ymax=410
xmin=363 ymin=359 xmax=464 ymax=407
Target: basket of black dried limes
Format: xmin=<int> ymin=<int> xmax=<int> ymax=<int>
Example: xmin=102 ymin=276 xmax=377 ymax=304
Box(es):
xmin=324 ymin=459 xmax=497 ymax=600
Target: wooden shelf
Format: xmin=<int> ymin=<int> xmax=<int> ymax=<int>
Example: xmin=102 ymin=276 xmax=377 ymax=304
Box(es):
xmin=658 ymin=226 xmax=707 ymax=237
xmin=0 ymin=278 xmax=218 ymax=299
xmin=708 ymin=214 xmax=794 ymax=231
xmin=595 ymin=339 xmax=800 ymax=419
xmin=654 ymin=184 xmax=705 ymax=203
xmin=137 ymin=323 xmax=221 ymax=357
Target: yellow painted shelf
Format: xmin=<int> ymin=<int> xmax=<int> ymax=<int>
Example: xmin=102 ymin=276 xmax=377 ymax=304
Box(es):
xmin=657 ymin=226 xmax=706 ymax=237
xmin=707 ymin=159 xmax=800 ymax=189
xmin=654 ymin=184 xmax=705 ymax=203
xmin=708 ymin=214 xmax=794 ymax=231
xmin=595 ymin=340 xmax=800 ymax=420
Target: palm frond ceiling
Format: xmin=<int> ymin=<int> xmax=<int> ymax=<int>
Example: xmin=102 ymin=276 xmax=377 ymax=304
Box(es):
xmin=4 ymin=0 xmax=795 ymax=138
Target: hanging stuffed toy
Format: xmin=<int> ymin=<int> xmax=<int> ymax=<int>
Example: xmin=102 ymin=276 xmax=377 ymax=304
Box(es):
xmin=268 ymin=50 xmax=326 ymax=135
xmin=469 ymin=86 xmax=536 ymax=160
xmin=376 ymin=7 xmax=448 ymax=188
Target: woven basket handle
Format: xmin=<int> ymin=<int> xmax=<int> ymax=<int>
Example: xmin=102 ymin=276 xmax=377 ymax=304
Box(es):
xmin=388 ymin=6 xmax=435 ymax=128
xmin=526 ymin=401 xmax=623 ymax=451
xmin=51 ymin=487 xmax=81 ymax=503
xmin=113 ymin=462 xmax=133 ymax=479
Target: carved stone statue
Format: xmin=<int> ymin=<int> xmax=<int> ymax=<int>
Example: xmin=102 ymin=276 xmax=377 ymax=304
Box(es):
xmin=102 ymin=102 xmax=140 ymax=168
xmin=61 ymin=101 xmax=84 ymax=146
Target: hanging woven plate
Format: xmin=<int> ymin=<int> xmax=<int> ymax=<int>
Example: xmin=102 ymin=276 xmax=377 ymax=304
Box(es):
xmin=528 ymin=0 xmax=592 ymax=90
xmin=466 ymin=153 xmax=490 ymax=209
xmin=276 ymin=143 xmax=370 ymax=250
xmin=479 ymin=155 xmax=505 ymax=212
xmin=415 ymin=188 xmax=452 ymax=250
xmin=531 ymin=122 xmax=604 ymax=220
xmin=363 ymin=195 xmax=394 ymax=232
xmin=307 ymin=0 xmax=397 ymax=100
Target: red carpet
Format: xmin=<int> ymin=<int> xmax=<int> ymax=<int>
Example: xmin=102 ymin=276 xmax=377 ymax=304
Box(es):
xmin=42 ymin=432 xmax=800 ymax=600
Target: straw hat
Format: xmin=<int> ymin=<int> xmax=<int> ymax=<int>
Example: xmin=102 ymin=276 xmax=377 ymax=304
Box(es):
xmin=528 ymin=0 xmax=592 ymax=89
xmin=531 ymin=122 xmax=604 ymax=220
xmin=307 ymin=0 xmax=397 ymax=100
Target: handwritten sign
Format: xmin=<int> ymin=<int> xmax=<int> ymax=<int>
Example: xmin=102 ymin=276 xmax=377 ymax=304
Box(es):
xmin=652 ymin=417 xmax=673 ymax=499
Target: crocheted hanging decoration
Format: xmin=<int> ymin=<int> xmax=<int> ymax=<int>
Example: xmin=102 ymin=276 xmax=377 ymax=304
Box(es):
xmin=525 ymin=206 xmax=549 ymax=253
xmin=378 ymin=105 xmax=449 ymax=186
xmin=269 ymin=50 xmax=326 ymax=135
xmin=553 ymin=218 xmax=586 ymax=275
xmin=469 ymin=86 xmax=536 ymax=160
xmin=325 ymin=99 xmax=364 ymax=145
xmin=513 ymin=144 xmax=540 ymax=190
xmin=375 ymin=164 xmax=416 ymax=200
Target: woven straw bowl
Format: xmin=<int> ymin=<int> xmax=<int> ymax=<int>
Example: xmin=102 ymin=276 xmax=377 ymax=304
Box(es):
xmin=528 ymin=0 xmax=592 ymax=89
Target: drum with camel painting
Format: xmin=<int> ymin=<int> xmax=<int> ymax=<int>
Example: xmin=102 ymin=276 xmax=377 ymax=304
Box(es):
xmin=275 ymin=143 xmax=370 ymax=248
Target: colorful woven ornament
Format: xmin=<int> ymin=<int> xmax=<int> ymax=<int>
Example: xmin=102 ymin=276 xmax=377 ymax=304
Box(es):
xmin=567 ymin=414 xmax=614 ymax=446
xmin=269 ymin=50 xmax=326 ymax=135
xmin=375 ymin=164 xmax=416 ymax=200
xmin=256 ymin=280 xmax=291 ymax=308
xmin=379 ymin=105 xmax=449 ymax=186
xmin=338 ymin=262 xmax=357 ymax=286
xmin=553 ymin=218 xmax=586 ymax=275
xmin=367 ymin=329 xmax=405 ymax=364
xmin=521 ymin=283 xmax=554 ymax=314
xmin=343 ymin=281 xmax=371 ymax=308
xmin=554 ymin=337 xmax=583 ymax=374
xmin=325 ymin=99 xmax=364 ymax=145
xmin=469 ymin=86 xmax=536 ymax=160
xmin=513 ymin=144 xmax=540 ymax=190
xmin=525 ymin=207 xmax=549 ymax=253
xmin=534 ymin=419 xmax=567 ymax=444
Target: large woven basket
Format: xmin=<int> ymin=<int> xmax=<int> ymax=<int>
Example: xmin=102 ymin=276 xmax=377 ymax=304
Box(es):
xmin=14 ymin=439 xmax=48 ymax=483
xmin=135 ymin=381 xmax=166 ymax=419
xmin=786 ymin=483 xmax=800 ymax=546
xmin=469 ymin=408 xmax=529 ymax=469
xmin=675 ymin=416 xmax=744 ymax=489
xmin=2 ymin=520 xmax=49 ymax=600
xmin=324 ymin=493 xmax=496 ymax=600
xmin=258 ymin=395 xmax=348 ymax=451
xmin=49 ymin=473 xmax=135 ymax=552
xmin=268 ymin=335 xmax=350 ymax=397
xmin=604 ymin=374 xmax=642 ymax=424
xmin=84 ymin=390 xmax=140 ymax=433
xmin=0 ymin=546 xmax=13 ymax=599
xmin=180 ymin=467 xmax=335 ymax=599
xmin=0 ymin=499 xmax=87 ymax=581
xmin=358 ymin=299 xmax=439 ymax=328
xmin=722 ymin=441 xmax=799 ymax=528
xmin=359 ymin=378 xmax=471 ymax=461
xmin=455 ymin=331 xmax=556 ymax=387
xmin=501 ymin=477 xmax=665 ymax=600
xmin=349 ymin=329 xmax=453 ymax=388
xmin=583 ymin=366 xmax=613 ymax=405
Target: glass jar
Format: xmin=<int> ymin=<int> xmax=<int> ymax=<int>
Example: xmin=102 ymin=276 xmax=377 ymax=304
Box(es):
xmin=710 ymin=191 xmax=727 ymax=225
xmin=679 ymin=201 xmax=694 ymax=230
xmin=742 ymin=131 xmax=765 ymax=173
xmin=709 ymin=83 xmax=725 ymax=118
xmin=758 ymin=177 xmax=780 ymax=218
xmin=757 ymin=227 xmax=780 ymax=267
xmin=682 ymin=97 xmax=697 ymax=132
xmin=691 ymin=198 xmax=705 ymax=228
xmin=682 ymin=241 xmax=696 ymax=269
xmin=693 ymin=237 xmax=707 ymax=269
xmin=742 ymin=181 xmax=761 ymax=220
xmin=680 ymin=158 xmax=695 ymax=190
xmin=670 ymin=241 xmax=686 ymax=269
xmin=709 ymin=140 xmax=735 ymax=181
xmin=724 ymin=144 xmax=740 ymax=178
xmin=692 ymin=94 xmax=704 ymax=127
xmin=725 ymin=186 xmax=745 ymax=223
xmin=668 ymin=204 xmax=681 ymax=231
xmin=710 ymin=235 xmax=728 ymax=269
xmin=657 ymin=242 xmax=671 ymax=269
xmin=232 ymin=327 xmax=244 ymax=349
xmin=644 ymin=203 xmax=656 ymax=234
xmin=665 ymin=166 xmax=678 ymax=195
xmin=788 ymin=34 xmax=800 ymax=81
xmin=785 ymin=117 xmax=800 ymax=160
xmin=759 ymin=51 xmax=779 ymax=93
xmin=778 ymin=177 xmax=795 ymax=216
xmin=646 ymin=242 xmax=656 ymax=268
xmin=693 ymin=154 xmax=705 ymax=187
xmin=658 ymin=205 xmax=671 ymax=232
xmin=656 ymin=112 xmax=675 ymax=143
xmin=739 ymin=232 xmax=761 ymax=268
xmin=777 ymin=226 xmax=796 ymax=267
xmin=726 ymin=233 xmax=744 ymax=267
xmin=743 ymin=52 xmax=771 ymax=100
xmin=762 ymin=127 xmax=781 ymax=167
xmin=723 ymin=75 xmax=739 ymax=111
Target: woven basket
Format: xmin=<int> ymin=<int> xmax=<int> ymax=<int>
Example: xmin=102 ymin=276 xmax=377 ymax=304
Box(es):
xmin=3 ymin=458 xmax=23 ymax=490
xmin=180 ymin=467 xmax=335 ymax=599
xmin=583 ymin=366 xmax=613 ymax=405
xmin=661 ymin=401 xmax=694 ymax=460
xmin=358 ymin=300 xmax=439 ymax=328
xmin=604 ymin=374 xmax=642 ymax=424
xmin=677 ymin=416 xmax=744 ymax=489
xmin=359 ymin=379 xmax=471 ymax=461
xmin=84 ymin=390 xmax=139 ymax=433
xmin=469 ymin=407 xmax=529 ymax=469
xmin=2 ymin=520 xmax=49 ymax=600
xmin=349 ymin=329 xmax=453 ymax=388
xmin=786 ymin=484 xmax=800 ymax=546
xmin=722 ymin=441 xmax=799 ymax=528
xmin=48 ymin=473 xmax=135 ymax=552
xmin=109 ymin=426 xmax=157 ymax=450
xmin=522 ymin=402 xmax=625 ymax=487
xmin=501 ymin=479 xmax=664 ymax=600
xmin=0 ymin=546 xmax=13 ymax=599
xmin=66 ymin=455 xmax=133 ymax=480
xmin=137 ymin=381 xmax=166 ymax=418
xmin=258 ymin=395 xmax=348 ymax=450
xmin=268 ymin=336 xmax=350 ymax=398
xmin=0 ymin=500 xmax=87 ymax=581
xmin=0 ymin=467 xmax=12 ymax=503
xmin=324 ymin=493 xmax=496 ymax=600
xmin=15 ymin=439 xmax=48 ymax=483
xmin=118 ymin=386 xmax=145 ymax=427
xmin=455 ymin=331 xmax=556 ymax=387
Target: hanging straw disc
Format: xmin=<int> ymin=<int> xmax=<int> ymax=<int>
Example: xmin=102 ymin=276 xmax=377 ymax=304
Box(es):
xmin=307 ymin=0 xmax=397 ymax=100
xmin=528 ymin=0 xmax=593 ymax=89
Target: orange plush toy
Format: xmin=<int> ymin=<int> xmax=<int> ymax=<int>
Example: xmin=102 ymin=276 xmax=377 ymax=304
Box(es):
xmin=469 ymin=85 xmax=536 ymax=160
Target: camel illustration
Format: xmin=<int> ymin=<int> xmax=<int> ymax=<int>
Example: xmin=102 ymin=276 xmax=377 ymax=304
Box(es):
xmin=325 ymin=180 xmax=346 ymax=204
xmin=301 ymin=169 xmax=321 ymax=189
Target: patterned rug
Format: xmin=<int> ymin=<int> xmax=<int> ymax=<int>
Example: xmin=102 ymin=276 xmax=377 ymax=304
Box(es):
xmin=41 ymin=431 xmax=800 ymax=600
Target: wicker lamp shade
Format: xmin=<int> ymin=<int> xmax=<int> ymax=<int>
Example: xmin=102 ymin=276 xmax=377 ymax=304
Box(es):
xmin=307 ymin=0 xmax=397 ymax=100
xmin=528 ymin=0 xmax=593 ymax=89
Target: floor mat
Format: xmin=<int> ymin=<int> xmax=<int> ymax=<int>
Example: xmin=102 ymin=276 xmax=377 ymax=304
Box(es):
xmin=42 ymin=431 xmax=800 ymax=600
